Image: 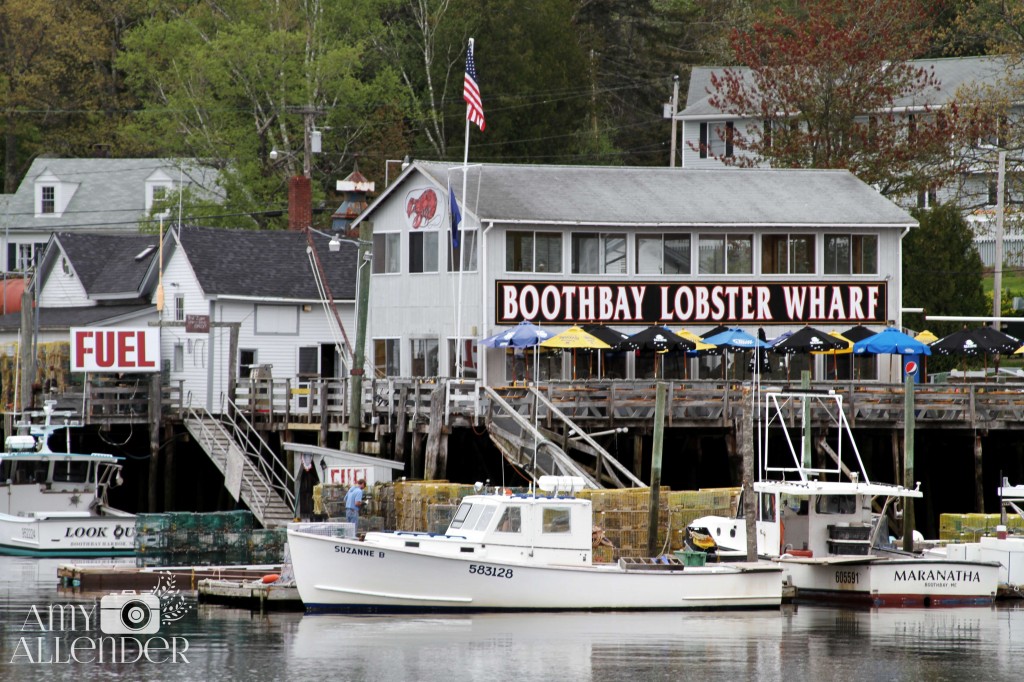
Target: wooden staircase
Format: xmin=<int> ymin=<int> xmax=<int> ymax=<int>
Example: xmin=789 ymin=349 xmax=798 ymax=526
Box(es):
xmin=184 ymin=407 xmax=295 ymax=528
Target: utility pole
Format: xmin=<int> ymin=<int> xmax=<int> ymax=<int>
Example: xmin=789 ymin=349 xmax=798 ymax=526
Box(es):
xmin=669 ymin=75 xmax=680 ymax=167
xmin=347 ymin=220 xmax=373 ymax=453
xmin=993 ymin=150 xmax=1006 ymax=325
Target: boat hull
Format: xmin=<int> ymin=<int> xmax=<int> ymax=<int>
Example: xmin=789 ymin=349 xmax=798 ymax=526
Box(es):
xmin=0 ymin=513 xmax=135 ymax=557
xmin=780 ymin=557 xmax=1000 ymax=607
xmin=288 ymin=531 xmax=782 ymax=613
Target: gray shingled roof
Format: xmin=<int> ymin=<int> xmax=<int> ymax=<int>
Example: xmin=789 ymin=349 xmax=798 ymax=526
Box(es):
xmin=681 ymin=55 xmax=1018 ymax=118
xmin=1 ymin=158 xmax=223 ymax=231
xmin=177 ymin=226 xmax=358 ymax=300
xmin=0 ymin=304 xmax=152 ymax=332
xmin=404 ymin=162 xmax=914 ymax=228
xmin=46 ymin=233 xmax=160 ymax=298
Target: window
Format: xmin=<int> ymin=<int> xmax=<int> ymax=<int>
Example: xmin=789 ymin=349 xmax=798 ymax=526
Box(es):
xmin=988 ymin=177 xmax=999 ymax=206
xmin=495 ymin=506 xmax=522 ymax=533
xmin=10 ymin=243 xmax=45 ymax=272
xmin=698 ymin=234 xmax=752 ymax=274
xmin=40 ymin=186 xmax=55 ymax=214
xmin=449 ymin=503 xmax=474 ymax=530
xmin=699 ymin=121 xmax=734 ymax=158
xmin=173 ymin=343 xmax=184 ymax=372
xmin=373 ymin=339 xmax=400 ymax=377
xmin=823 ymin=235 xmax=878 ymax=275
xmin=298 ymin=347 xmax=319 ymax=377
xmin=174 ymin=295 xmax=185 ymax=322
xmin=761 ymin=234 xmax=815 ymax=274
xmin=542 ymin=507 xmax=572 ymax=534
xmin=571 ymin=233 xmax=626 ymax=274
xmin=372 ymin=233 xmax=400 ymax=274
xmin=409 ymin=231 xmax=438 ymax=273
xmin=448 ymin=229 xmax=478 ymax=272
xmin=637 ymin=234 xmax=690 ymax=275
xmin=239 ymin=349 xmax=257 ymax=377
xmin=506 ymin=231 xmax=562 ymax=273
xmin=410 ymin=338 xmax=438 ymax=376
xmin=916 ymin=187 xmax=938 ymax=209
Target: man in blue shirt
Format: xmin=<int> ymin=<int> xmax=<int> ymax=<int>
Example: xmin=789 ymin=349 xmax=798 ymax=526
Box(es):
xmin=345 ymin=479 xmax=367 ymax=530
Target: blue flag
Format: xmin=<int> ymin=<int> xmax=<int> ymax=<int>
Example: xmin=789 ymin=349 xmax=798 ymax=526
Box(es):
xmin=448 ymin=180 xmax=462 ymax=248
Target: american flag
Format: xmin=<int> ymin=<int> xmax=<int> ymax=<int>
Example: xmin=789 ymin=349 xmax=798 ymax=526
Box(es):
xmin=464 ymin=39 xmax=485 ymax=131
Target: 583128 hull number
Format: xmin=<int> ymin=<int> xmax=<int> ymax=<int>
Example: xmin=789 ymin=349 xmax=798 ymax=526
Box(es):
xmin=469 ymin=564 xmax=513 ymax=579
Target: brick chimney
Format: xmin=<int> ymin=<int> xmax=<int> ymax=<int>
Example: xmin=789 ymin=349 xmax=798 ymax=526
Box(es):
xmin=288 ymin=175 xmax=312 ymax=231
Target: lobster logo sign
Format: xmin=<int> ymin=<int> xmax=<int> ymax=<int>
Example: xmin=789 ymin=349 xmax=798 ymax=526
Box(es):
xmin=405 ymin=188 xmax=442 ymax=230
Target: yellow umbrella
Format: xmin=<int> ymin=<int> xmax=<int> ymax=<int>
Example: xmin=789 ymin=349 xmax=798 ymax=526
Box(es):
xmin=915 ymin=330 xmax=939 ymax=344
xmin=540 ymin=326 xmax=610 ymax=379
xmin=812 ymin=331 xmax=854 ymax=378
xmin=1015 ymin=344 xmax=1024 ymax=355
xmin=678 ymin=328 xmax=717 ymax=353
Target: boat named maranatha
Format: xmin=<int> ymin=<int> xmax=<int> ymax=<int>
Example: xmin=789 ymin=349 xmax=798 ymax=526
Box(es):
xmin=686 ymin=390 xmax=1000 ymax=607
xmin=288 ymin=476 xmax=782 ymax=612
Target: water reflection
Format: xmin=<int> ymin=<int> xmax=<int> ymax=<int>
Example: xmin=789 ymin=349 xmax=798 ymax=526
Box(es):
xmin=0 ymin=557 xmax=1022 ymax=681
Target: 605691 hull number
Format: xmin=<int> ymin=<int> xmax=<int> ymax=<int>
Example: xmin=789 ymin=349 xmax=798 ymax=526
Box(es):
xmin=469 ymin=564 xmax=513 ymax=579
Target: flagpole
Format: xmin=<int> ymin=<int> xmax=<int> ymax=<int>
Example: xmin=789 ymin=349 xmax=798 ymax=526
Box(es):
xmin=455 ymin=37 xmax=477 ymax=379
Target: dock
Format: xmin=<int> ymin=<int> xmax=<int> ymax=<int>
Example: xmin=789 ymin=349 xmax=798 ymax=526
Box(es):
xmin=197 ymin=578 xmax=302 ymax=611
xmin=57 ymin=562 xmax=283 ymax=594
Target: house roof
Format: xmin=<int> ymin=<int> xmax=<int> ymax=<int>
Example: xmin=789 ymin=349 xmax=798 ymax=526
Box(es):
xmin=0 ymin=304 xmax=153 ymax=332
xmin=176 ymin=226 xmax=358 ymax=300
xmin=681 ymin=55 xmax=1018 ymax=118
xmin=41 ymin=233 xmax=160 ymax=298
xmin=1 ymin=158 xmax=223 ymax=232
xmin=386 ymin=161 xmax=915 ymax=228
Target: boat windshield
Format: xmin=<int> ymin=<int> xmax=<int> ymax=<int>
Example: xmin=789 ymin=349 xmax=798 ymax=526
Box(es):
xmin=815 ymin=495 xmax=857 ymax=515
xmin=542 ymin=506 xmax=571 ymax=534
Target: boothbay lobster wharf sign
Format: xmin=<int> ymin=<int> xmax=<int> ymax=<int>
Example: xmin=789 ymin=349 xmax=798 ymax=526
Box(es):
xmin=495 ymin=281 xmax=887 ymax=325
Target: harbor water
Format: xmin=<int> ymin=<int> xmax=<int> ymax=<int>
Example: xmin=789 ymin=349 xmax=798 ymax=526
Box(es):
xmin=0 ymin=556 xmax=1022 ymax=681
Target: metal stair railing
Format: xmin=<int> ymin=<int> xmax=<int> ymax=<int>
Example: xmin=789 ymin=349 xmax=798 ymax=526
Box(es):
xmin=183 ymin=404 xmax=274 ymax=520
xmin=223 ymin=395 xmax=296 ymax=514
xmin=481 ymin=385 xmax=599 ymax=489
xmin=184 ymin=400 xmax=295 ymax=522
xmin=528 ymin=387 xmax=644 ymax=488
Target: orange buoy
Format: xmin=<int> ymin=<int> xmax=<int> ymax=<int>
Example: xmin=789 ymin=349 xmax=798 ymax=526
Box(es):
xmin=261 ymin=574 xmax=281 ymax=584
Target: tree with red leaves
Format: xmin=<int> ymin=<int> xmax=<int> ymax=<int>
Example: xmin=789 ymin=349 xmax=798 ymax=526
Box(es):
xmin=703 ymin=0 xmax=977 ymax=200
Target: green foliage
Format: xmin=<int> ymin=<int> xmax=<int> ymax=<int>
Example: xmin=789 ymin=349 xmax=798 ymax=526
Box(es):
xmin=903 ymin=204 xmax=987 ymax=338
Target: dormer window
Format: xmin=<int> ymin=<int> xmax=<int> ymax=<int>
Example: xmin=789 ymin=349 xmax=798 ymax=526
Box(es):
xmin=41 ymin=186 xmax=55 ymax=214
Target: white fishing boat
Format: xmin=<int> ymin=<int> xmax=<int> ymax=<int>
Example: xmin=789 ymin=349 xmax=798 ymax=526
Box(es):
xmin=687 ymin=390 xmax=999 ymax=607
xmin=287 ymin=476 xmax=782 ymax=612
xmin=0 ymin=402 xmax=135 ymax=557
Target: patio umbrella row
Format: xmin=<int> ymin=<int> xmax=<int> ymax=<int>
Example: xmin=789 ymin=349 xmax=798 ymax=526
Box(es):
xmin=478 ymin=321 xmax=1024 ymax=381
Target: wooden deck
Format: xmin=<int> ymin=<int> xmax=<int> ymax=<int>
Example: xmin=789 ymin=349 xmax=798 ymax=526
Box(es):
xmin=32 ymin=377 xmax=1024 ymax=433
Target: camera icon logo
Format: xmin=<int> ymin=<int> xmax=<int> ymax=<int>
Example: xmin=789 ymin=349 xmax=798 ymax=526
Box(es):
xmin=100 ymin=591 xmax=161 ymax=635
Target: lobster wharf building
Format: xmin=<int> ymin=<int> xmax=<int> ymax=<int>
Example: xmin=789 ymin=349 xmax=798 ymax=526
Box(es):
xmin=356 ymin=162 xmax=915 ymax=384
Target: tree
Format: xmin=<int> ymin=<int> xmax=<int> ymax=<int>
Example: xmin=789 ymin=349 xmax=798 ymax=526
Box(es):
xmin=903 ymin=203 xmax=987 ymax=338
xmin=117 ymin=0 xmax=404 ymax=228
xmin=704 ymin=0 xmax=975 ymax=200
xmin=0 ymin=0 xmax=124 ymax=192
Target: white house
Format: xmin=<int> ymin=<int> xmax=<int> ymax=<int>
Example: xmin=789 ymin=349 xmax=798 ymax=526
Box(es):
xmin=0 ymin=226 xmax=359 ymax=415
xmin=0 ymin=158 xmax=222 ymax=274
xmin=353 ymin=161 xmax=916 ymax=384
xmin=675 ymin=55 xmax=1021 ymax=234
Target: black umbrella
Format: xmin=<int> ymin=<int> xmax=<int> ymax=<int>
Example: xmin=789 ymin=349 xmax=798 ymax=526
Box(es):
xmin=623 ymin=326 xmax=695 ymax=352
xmin=932 ymin=327 xmax=1021 ymax=381
xmin=842 ymin=325 xmax=877 ymax=342
xmin=772 ymin=326 xmax=848 ymax=354
xmin=701 ymin=324 xmax=730 ymax=339
xmin=841 ymin=325 xmax=877 ymax=379
xmin=580 ymin=324 xmax=629 ymax=378
xmin=581 ymin=324 xmax=629 ymax=350
xmin=623 ymin=326 xmax=695 ymax=378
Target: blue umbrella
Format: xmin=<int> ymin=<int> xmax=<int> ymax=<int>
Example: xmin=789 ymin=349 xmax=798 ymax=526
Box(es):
xmin=853 ymin=327 xmax=931 ymax=356
xmin=478 ymin=321 xmax=552 ymax=348
xmin=702 ymin=328 xmax=767 ymax=379
xmin=703 ymin=327 xmax=768 ymax=350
